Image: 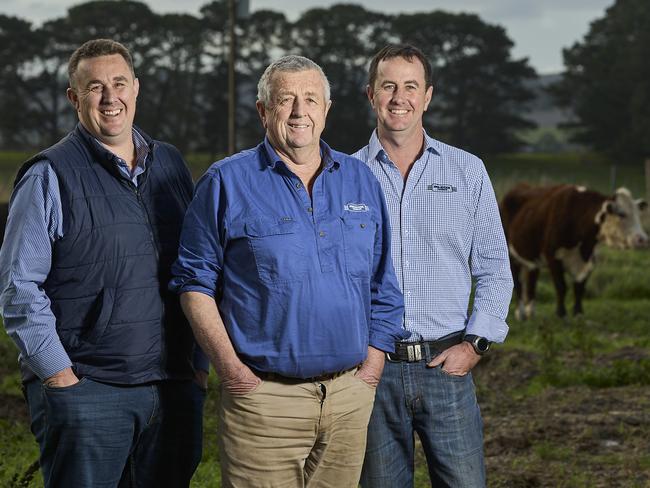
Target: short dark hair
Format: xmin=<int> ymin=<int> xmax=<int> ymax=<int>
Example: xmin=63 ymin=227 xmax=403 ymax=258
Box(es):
xmin=368 ymin=44 xmax=433 ymax=89
xmin=68 ymin=39 xmax=135 ymax=87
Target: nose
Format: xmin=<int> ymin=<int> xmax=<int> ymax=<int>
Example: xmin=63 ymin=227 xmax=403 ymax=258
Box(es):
xmin=101 ymin=85 xmax=116 ymax=104
xmin=291 ymin=98 xmax=306 ymax=117
xmin=631 ymin=232 xmax=649 ymax=248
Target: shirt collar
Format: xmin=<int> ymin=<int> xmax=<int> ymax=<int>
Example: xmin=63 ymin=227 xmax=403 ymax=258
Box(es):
xmin=78 ymin=123 xmax=150 ymax=175
xmin=261 ymin=136 xmax=340 ymax=172
xmin=369 ymin=128 xmax=442 ymax=165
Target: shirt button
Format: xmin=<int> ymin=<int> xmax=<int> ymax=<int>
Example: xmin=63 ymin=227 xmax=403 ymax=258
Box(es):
xmin=307 ymin=207 xmax=313 ymax=213
xmin=295 ymin=182 xmax=302 ymax=189
xmin=360 ymin=223 xmax=366 ymax=229
xmin=404 ymin=260 xmax=409 ymax=267
xmin=319 ymin=231 xmax=326 ymax=237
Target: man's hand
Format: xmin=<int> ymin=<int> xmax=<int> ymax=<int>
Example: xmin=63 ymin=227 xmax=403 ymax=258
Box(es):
xmin=43 ymin=367 xmax=79 ymax=388
xmin=220 ymin=362 xmax=261 ymax=396
xmin=427 ymin=342 xmax=481 ymax=376
xmin=194 ymin=369 xmax=209 ymax=390
xmin=355 ymin=346 xmax=385 ymax=388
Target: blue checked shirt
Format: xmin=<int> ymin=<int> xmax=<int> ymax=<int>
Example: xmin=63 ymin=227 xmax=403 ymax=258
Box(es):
xmin=352 ymin=130 xmax=512 ymax=343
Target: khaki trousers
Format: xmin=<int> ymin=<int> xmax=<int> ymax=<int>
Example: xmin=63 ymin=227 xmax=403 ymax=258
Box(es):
xmin=218 ymin=368 xmax=376 ymax=488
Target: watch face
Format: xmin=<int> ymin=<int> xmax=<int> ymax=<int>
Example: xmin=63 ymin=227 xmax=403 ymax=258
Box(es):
xmin=475 ymin=337 xmax=490 ymax=353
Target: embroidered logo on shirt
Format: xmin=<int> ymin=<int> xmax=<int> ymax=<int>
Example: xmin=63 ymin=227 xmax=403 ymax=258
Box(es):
xmin=344 ymin=203 xmax=370 ymax=212
xmin=427 ymin=183 xmax=457 ymax=193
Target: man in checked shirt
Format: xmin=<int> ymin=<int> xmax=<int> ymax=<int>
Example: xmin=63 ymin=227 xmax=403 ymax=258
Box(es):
xmin=353 ymin=44 xmax=514 ymax=487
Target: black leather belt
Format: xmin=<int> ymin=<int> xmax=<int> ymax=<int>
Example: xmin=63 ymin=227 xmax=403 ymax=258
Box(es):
xmin=386 ymin=331 xmax=463 ymax=362
xmin=256 ymin=366 xmax=356 ymax=384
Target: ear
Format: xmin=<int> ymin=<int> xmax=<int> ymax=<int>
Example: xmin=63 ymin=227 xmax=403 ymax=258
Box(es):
xmin=324 ymin=99 xmax=332 ymax=118
xmin=636 ymin=198 xmax=648 ymax=211
xmin=256 ymin=100 xmax=267 ymax=128
xmin=133 ymin=77 xmax=140 ymax=99
xmin=66 ymin=87 xmax=79 ymax=111
xmin=366 ymin=84 xmax=375 ymax=108
xmin=424 ymin=84 xmax=433 ymax=111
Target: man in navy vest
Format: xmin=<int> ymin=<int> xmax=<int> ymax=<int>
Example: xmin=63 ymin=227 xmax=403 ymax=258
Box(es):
xmin=0 ymin=39 xmax=206 ymax=487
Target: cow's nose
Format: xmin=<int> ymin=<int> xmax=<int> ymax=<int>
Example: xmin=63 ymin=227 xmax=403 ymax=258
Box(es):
xmin=633 ymin=233 xmax=649 ymax=248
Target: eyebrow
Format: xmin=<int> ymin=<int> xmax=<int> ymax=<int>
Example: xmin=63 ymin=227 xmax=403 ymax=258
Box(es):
xmin=85 ymin=75 xmax=129 ymax=87
xmin=381 ymin=80 xmax=420 ymax=86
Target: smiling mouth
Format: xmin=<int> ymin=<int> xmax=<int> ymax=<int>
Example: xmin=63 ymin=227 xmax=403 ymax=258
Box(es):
xmin=101 ymin=109 xmax=122 ymax=117
xmin=389 ymin=109 xmax=409 ymax=115
xmin=288 ymin=123 xmax=310 ymax=129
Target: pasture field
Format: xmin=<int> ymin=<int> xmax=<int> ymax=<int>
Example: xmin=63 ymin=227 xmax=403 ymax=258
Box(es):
xmin=0 ymin=150 xmax=648 ymax=487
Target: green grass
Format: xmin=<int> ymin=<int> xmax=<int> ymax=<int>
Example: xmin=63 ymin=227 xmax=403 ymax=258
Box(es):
xmin=1 ymin=151 xmax=649 ymax=486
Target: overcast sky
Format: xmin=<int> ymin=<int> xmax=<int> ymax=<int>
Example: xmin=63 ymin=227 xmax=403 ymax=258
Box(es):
xmin=2 ymin=0 xmax=614 ymax=74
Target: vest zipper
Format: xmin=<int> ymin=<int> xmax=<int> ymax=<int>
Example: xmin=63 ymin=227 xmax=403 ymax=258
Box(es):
xmin=128 ymin=179 xmax=167 ymax=375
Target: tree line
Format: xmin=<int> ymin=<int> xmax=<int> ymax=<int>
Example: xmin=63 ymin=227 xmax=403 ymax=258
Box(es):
xmin=0 ymin=0 xmax=537 ymax=156
xmin=0 ymin=0 xmax=646 ymax=160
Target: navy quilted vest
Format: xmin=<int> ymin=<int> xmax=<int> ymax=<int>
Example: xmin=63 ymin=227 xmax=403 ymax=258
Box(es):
xmin=17 ymin=124 xmax=196 ymax=384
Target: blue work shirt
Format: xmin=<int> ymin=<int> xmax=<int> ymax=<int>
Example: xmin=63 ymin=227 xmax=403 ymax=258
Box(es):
xmin=353 ymin=130 xmax=513 ymax=343
xmin=170 ymin=138 xmax=408 ymax=379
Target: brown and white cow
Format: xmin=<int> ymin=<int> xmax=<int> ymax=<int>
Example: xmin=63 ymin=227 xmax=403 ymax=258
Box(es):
xmin=500 ymin=183 xmax=648 ymax=319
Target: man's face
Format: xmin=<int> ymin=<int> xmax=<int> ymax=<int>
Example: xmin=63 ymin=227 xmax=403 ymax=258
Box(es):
xmin=368 ymin=56 xmax=433 ymax=137
xmin=67 ymin=54 xmax=139 ymax=147
xmin=256 ymin=69 xmax=331 ymax=158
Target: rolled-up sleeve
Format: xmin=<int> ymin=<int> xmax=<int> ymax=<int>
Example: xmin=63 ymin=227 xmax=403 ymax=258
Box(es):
xmin=368 ymin=181 xmax=409 ymax=352
xmin=170 ymin=171 xmax=224 ymax=297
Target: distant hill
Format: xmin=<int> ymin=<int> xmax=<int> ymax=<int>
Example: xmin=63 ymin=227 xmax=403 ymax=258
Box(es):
xmin=525 ymin=73 xmax=575 ymax=128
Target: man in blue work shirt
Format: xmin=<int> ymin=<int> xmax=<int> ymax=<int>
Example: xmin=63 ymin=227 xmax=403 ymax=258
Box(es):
xmin=0 ymin=39 xmax=206 ymax=487
xmin=170 ymin=55 xmax=407 ymax=487
xmin=354 ymin=45 xmax=513 ymax=487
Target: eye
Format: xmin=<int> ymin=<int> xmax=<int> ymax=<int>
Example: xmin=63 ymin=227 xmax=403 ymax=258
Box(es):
xmin=89 ymin=84 xmax=103 ymax=93
xmin=383 ymin=83 xmax=396 ymax=92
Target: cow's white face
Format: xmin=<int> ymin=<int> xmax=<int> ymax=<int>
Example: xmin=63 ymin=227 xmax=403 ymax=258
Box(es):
xmin=636 ymin=198 xmax=650 ymax=234
xmin=597 ymin=188 xmax=648 ymax=249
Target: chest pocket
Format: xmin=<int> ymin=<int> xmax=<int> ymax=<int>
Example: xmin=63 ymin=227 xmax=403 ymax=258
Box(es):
xmin=245 ymin=219 xmax=307 ymax=284
xmin=341 ymin=215 xmax=376 ymax=279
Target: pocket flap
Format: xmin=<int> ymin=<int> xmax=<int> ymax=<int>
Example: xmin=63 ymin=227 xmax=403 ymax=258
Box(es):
xmin=245 ymin=218 xmax=299 ymax=237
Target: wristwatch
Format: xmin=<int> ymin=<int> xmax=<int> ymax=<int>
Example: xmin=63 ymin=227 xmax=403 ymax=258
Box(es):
xmin=463 ymin=334 xmax=490 ymax=355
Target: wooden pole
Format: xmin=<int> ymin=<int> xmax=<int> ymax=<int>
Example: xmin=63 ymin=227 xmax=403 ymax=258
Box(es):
xmin=645 ymin=159 xmax=650 ymax=202
xmin=228 ymin=0 xmax=236 ymax=155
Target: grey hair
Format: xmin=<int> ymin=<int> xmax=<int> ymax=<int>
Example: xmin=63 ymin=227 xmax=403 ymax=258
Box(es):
xmin=257 ymin=55 xmax=331 ymax=106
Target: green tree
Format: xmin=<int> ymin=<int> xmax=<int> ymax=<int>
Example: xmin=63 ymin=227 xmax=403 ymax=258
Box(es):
xmin=554 ymin=0 xmax=650 ymax=160
xmin=393 ymin=11 xmax=537 ymax=155
xmin=0 ymin=15 xmax=44 ymax=149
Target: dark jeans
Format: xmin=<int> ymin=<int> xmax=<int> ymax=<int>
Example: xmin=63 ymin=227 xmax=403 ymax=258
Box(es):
xmin=360 ymin=360 xmax=486 ymax=488
xmin=24 ymin=377 xmax=205 ymax=488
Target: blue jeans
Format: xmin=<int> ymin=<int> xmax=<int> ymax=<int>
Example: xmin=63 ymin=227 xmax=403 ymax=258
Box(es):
xmin=24 ymin=377 xmax=205 ymax=488
xmin=360 ymin=360 xmax=486 ymax=488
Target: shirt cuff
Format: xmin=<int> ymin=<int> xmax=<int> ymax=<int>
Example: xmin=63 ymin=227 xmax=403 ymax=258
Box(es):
xmin=22 ymin=342 xmax=73 ymax=381
xmin=369 ymin=322 xmax=411 ymax=353
xmin=171 ymin=283 xmax=216 ymax=298
xmin=466 ymin=309 xmax=509 ymax=343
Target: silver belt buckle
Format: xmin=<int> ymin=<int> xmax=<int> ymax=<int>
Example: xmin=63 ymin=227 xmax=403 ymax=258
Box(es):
xmin=407 ymin=344 xmax=422 ymax=362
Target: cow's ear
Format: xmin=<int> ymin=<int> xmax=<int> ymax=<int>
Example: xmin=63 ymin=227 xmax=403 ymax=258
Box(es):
xmin=637 ymin=199 xmax=648 ymax=211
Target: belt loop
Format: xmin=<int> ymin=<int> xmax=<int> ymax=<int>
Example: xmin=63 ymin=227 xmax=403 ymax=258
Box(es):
xmin=422 ymin=343 xmax=432 ymax=363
